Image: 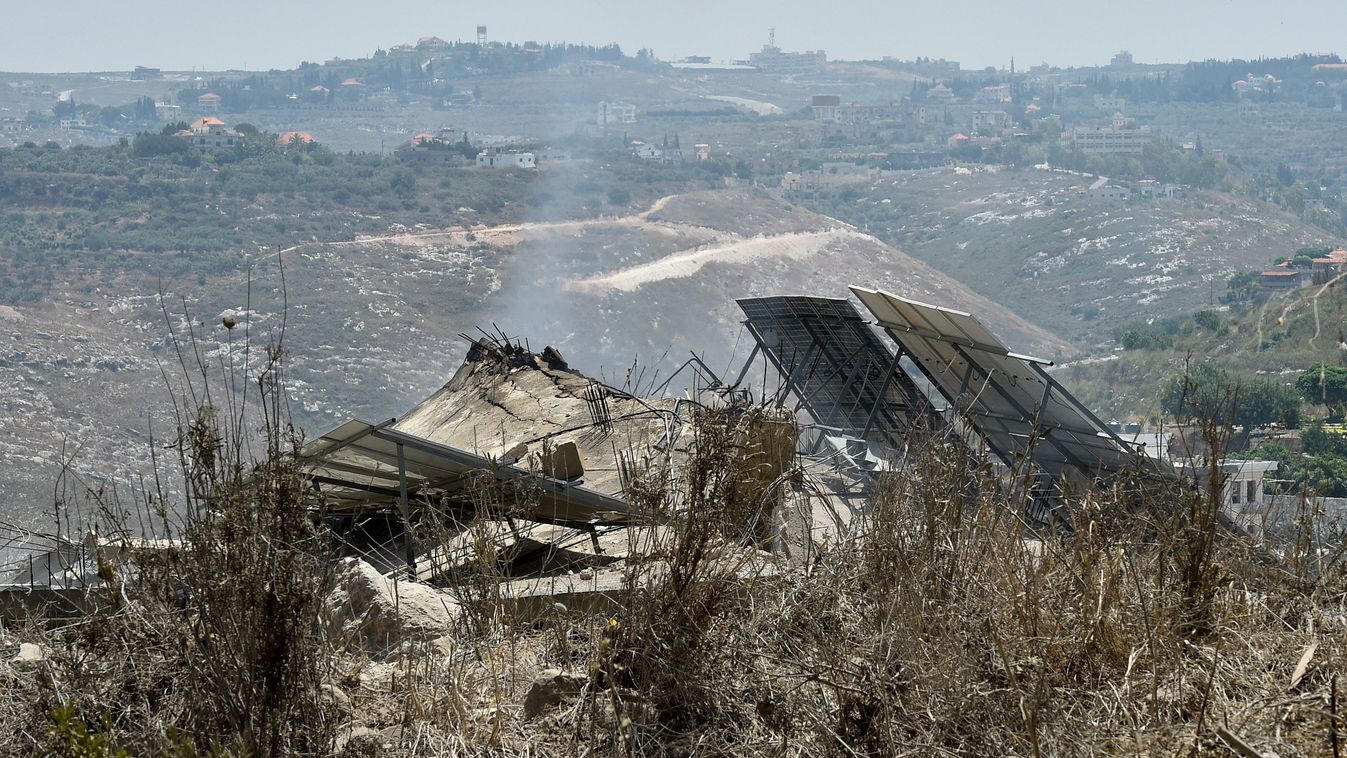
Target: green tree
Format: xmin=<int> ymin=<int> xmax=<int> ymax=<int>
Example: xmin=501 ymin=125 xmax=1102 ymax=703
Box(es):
xmin=1234 ymin=379 xmax=1301 ymax=429
xmin=1193 ymin=309 xmax=1227 ymax=333
xmin=1275 ymin=162 xmax=1295 ymax=186
xmin=389 ymin=169 xmax=416 ymax=197
xmin=1295 ymin=363 xmax=1347 ymax=408
xmin=1162 ymin=363 xmax=1233 ymax=422
xmin=131 ymin=131 xmax=188 ymax=158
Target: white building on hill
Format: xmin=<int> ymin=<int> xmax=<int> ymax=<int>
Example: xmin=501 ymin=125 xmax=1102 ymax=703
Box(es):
xmin=477 ymin=149 xmax=535 ymax=169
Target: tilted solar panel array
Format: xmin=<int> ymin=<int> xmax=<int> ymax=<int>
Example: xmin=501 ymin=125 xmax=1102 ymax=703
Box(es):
xmin=850 ymin=287 xmax=1151 ymax=482
xmin=737 ymin=295 xmax=942 ymax=448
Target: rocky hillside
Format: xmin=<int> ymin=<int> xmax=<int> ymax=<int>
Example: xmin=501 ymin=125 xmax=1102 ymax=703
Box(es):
xmin=0 ymin=188 xmax=1062 ymax=533
xmin=810 ymin=165 xmax=1336 ymax=346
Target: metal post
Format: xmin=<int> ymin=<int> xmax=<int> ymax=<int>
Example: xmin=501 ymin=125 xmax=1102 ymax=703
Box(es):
xmin=396 ymin=443 xmax=415 ymax=579
xmin=860 ymin=348 xmax=905 ymax=441
xmin=729 ymin=342 xmax=762 ymax=390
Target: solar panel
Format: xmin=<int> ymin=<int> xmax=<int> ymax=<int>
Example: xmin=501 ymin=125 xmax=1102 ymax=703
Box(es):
xmin=850 ymin=287 xmax=1150 ymax=483
xmin=737 ymin=295 xmax=942 ymax=448
xmin=299 ymin=419 xmax=633 ymax=526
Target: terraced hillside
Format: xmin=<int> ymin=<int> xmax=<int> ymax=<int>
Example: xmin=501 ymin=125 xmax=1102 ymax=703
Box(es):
xmin=809 ymin=165 xmax=1336 ymax=346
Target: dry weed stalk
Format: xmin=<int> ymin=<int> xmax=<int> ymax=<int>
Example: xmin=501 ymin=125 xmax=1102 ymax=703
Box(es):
xmin=2 ymin=298 xmax=340 ymax=757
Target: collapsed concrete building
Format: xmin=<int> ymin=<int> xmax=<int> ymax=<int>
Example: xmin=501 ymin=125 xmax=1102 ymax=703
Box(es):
xmin=296 ymin=288 xmax=1166 ymax=592
xmin=2 ymin=287 xmax=1170 ymax=619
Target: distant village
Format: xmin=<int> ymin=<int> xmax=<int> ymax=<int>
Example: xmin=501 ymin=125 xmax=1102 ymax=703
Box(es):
xmin=6 ymin=30 xmax=1347 ymax=222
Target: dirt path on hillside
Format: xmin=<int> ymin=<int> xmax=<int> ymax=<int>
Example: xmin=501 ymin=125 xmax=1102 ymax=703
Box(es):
xmin=1254 ymin=268 xmax=1347 ymax=350
xmin=251 ymin=194 xmax=689 ymax=265
xmin=241 ymin=191 xmax=1066 ymax=354
xmin=569 ymin=229 xmax=873 ymax=293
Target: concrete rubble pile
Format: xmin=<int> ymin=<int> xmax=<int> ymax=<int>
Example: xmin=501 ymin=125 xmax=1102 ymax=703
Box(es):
xmin=3 ymin=288 xmax=1179 ymax=628
xmin=313 ymin=335 xmax=857 ymax=642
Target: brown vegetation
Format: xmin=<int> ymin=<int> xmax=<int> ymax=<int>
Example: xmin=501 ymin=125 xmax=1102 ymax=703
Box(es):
xmin=1 ymin=345 xmax=1345 ymax=757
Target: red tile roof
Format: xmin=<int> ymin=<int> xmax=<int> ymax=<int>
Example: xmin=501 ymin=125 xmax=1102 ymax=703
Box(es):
xmin=277 ymin=131 xmax=315 ymax=146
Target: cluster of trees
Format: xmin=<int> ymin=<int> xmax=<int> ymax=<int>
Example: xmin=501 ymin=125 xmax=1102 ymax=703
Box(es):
xmin=1160 ymin=363 xmax=1301 ymax=429
xmin=1231 ymin=362 xmax=1347 ymax=494
xmin=0 ymin=133 xmax=704 ymax=303
xmin=936 ymin=121 xmax=1228 ymax=188
xmin=1114 ymin=310 xmax=1228 ymax=351
xmin=172 ymin=42 xmax=640 ymax=114
xmin=1116 ymin=319 xmax=1182 ymax=350
xmin=1139 ymin=346 xmax=1347 ymax=430
xmin=1294 ymin=362 xmax=1347 ymax=413
xmin=1045 ymin=137 xmax=1229 ymax=188
xmin=915 ymin=54 xmax=1342 ymax=110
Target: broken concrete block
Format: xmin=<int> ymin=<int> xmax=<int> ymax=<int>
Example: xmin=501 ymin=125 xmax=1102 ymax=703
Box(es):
xmin=11 ymin=642 xmax=44 ymax=666
xmin=327 ymin=558 xmax=460 ymax=655
xmin=544 ymin=440 xmax=585 ymax=481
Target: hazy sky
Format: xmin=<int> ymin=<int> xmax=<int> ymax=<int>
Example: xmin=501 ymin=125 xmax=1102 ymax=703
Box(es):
xmin=6 ymin=1 xmax=1347 ymax=72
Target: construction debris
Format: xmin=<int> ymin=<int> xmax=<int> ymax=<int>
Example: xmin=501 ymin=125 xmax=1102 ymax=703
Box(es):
xmin=5 ymin=287 xmax=1171 ymax=622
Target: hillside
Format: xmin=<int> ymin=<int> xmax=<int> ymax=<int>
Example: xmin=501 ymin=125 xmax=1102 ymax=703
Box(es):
xmin=807 ymin=165 xmax=1336 ymax=346
xmin=1055 ymin=270 xmax=1347 ymax=419
xmin=0 ymin=174 xmax=1063 ymax=532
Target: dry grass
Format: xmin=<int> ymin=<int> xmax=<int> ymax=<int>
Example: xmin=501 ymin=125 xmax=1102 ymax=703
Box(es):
xmin=2 ymin=350 xmax=1345 ymax=756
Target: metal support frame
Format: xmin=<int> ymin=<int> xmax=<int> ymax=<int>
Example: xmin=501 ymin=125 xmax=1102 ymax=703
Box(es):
xmin=951 ymin=345 xmax=1095 ymax=476
xmin=777 ymin=341 xmax=819 ymax=409
xmin=739 ymin=299 xmax=944 ymax=452
xmin=860 ymin=347 xmax=906 ymax=440
xmin=311 ymin=475 xmax=403 ymax=499
xmin=1028 ymin=363 xmax=1139 ymax=452
xmin=396 ymin=443 xmax=415 ymax=578
xmin=729 ymin=343 xmax=763 ymax=390
xmin=824 ymin=350 xmax=870 ymax=425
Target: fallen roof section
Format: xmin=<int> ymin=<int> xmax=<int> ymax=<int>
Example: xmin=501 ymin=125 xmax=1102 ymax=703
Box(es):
xmin=300 ymin=419 xmax=633 ymax=527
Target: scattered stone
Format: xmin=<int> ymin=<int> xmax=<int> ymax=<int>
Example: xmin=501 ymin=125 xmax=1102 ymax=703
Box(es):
xmin=319 ymin=683 xmax=352 ymax=721
xmin=336 ymin=725 xmax=393 ymax=754
xmin=522 ymin=668 xmax=588 ymax=718
xmin=327 ymin=558 xmax=460 ymax=655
